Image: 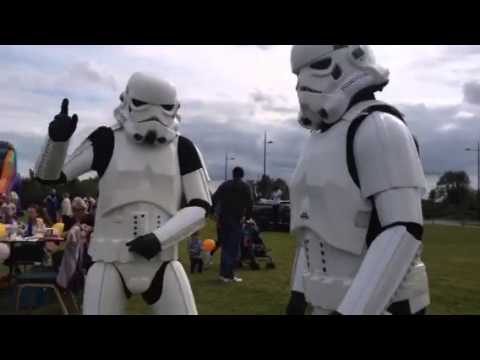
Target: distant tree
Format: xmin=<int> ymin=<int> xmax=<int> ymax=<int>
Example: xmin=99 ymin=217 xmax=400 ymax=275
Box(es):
xmin=256 ymin=175 xmax=273 ymax=199
xmin=436 ymin=171 xmax=471 ymax=205
xmin=19 ymin=177 xmax=50 ymax=207
xmin=19 ymin=173 xmax=99 ymax=208
xmin=272 ymin=178 xmax=290 ymax=200
xmin=255 ymin=176 xmax=290 ymax=201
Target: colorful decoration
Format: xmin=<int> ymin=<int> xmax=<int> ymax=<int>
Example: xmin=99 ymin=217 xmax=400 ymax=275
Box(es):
xmin=52 ymin=223 xmax=65 ymax=236
xmin=0 ymin=223 xmax=6 ymax=240
xmin=0 ymin=142 xmax=17 ymax=195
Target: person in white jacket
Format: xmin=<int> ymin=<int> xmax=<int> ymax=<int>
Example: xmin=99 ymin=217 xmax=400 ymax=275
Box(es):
xmin=56 ymin=200 xmax=92 ymax=290
xmin=61 ymin=193 xmax=73 ymax=219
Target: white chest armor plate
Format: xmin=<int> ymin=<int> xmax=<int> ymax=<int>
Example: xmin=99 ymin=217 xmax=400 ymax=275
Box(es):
xmin=290 ymin=119 xmax=372 ymax=257
xmin=89 ymin=131 xmax=182 ymax=263
xmin=289 ymin=102 xmax=429 ymax=312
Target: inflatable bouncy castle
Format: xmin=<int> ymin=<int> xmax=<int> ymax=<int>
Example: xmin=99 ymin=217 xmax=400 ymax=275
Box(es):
xmin=0 ymin=141 xmax=18 ymax=195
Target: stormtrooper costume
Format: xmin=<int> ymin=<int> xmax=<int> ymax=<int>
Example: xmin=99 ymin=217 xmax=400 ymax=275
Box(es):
xmin=34 ymin=73 xmax=211 ymax=315
xmin=288 ymin=45 xmax=430 ymax=315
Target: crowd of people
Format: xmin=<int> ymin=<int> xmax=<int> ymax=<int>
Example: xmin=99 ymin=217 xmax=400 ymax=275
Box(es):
xmin=0 ymin=192 xmax=19 ymax=225
xmin=0 ymin=189 xmax=97 ymax=293
xmin=2 ymin=167 xmax=268 ymax=296
xmin=1 ymin=171 xmax=258 ymax=288
xmin=0 ymin=164 xmax=272 ymax=313
xmin=44 ymin=189 xmax=97 ymax=226
xmin=1 ymin=165 xmax=264 ymax=305
xmin=0 ymin=189 xmax=96 ymax=238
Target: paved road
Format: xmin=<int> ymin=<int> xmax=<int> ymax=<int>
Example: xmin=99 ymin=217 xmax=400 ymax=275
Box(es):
xmin=425 ymin=219 xmax=480 ymax=229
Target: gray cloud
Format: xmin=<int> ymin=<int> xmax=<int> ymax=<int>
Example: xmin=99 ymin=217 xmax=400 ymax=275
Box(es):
xmin=256 ymin=45 xmax=274 ymax=50
xmin=409 ymin=46 xmax=480 ymax=83
xmin=1 ymin=96 xmax=293 ymax=181
xmin=2 ymin=44 xmax=479 ymax=189
xmin=65 ymin=62 xmax=118 ymax=92
xmin=398 ymin=102 xmax=480 ymax=178
xmin=250 ymin=89 xmax=272 ymax=105
xmin=446 ymin=45 xmax=480 ymax=56
xmin=412 ymin=55 xmax=452 ymax=69
xmin=179 ymin=98 xmax=305 ymax=181
xmin=250 ymin=90 xmax=297 ymax=114
xmin=250 ymin=90 xmax=275 ymax=110
xmin=178 ymin=98 xmax=480 ymax=184
xmin=264 ymin=105 xmax=297 ymax=114
xmin=181 ymin=97 xmax=480 ymax=184
xmin=6 ymin=96 xmax=480 ymax=188
xmin=182 ymin=119 xmax=306 ymax=182
xmin=236 ymin=45 xmax=275 ymax=51
xmin=463 ymin=81 xmax=480 ymax=105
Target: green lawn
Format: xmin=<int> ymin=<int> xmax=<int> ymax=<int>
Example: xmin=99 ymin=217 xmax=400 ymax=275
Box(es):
xmin=1 ymin=222 xmax=479 ymax=315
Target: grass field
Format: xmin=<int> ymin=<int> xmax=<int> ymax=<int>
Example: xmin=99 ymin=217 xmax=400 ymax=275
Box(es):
xmin=1 ymin=221 xmax=479 ymax=315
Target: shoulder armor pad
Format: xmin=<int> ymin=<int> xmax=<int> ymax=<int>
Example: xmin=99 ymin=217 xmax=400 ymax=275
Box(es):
xmin=342 ymin=100 xmax=401 ymax=123
xmin=353 ymin=112 xmax=426 ymax=198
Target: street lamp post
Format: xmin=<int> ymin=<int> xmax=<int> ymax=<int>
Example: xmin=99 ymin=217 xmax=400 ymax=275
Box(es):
xmin=466 ymin=141 xmax=480 ymax=219
xmin=224 ymin=152 xmax=235 ymax=181
xmin=263 ymin=131 xmax=274 ymax=178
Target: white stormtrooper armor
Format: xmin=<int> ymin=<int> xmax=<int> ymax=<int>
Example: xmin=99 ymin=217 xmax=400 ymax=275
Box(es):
xmin=288 ymin=45 xmax=430 ymax=315
xmin=34 ymin=72 xmax=211 ymax=315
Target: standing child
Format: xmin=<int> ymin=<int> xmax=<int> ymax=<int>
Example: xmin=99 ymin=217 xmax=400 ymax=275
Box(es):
xmin=188 ymin=231 xmax=203 ymax=274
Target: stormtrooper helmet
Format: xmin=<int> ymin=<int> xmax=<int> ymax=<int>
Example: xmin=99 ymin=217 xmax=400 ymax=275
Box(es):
xmin=291 ymin=45 xmax=390 ymax=130
xmin=114 ymin=72 xmax=181 ymax=145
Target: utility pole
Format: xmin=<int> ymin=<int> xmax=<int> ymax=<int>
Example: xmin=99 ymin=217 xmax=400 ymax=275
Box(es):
xmin=224 ymin=152 xmax=235 ymax=181
xmin=466 ymin=141 xmax=480 ymax=219
xmin=263 ymin=131 xmax=273 ymax=178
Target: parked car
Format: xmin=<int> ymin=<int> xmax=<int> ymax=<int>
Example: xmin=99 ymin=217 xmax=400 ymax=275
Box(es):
xmin=252 ymin=200 xmax=290 ymax=232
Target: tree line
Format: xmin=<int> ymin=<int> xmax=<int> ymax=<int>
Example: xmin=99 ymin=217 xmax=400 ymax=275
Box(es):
xmin=18 ymin=176 xmax=99 ymax=208
xmin=423 ymin=171 xmax=479 ymax=221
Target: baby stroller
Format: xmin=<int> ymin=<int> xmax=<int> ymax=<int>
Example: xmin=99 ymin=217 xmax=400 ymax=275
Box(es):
xmin=239 ymin=220 xmax=275 ymax=270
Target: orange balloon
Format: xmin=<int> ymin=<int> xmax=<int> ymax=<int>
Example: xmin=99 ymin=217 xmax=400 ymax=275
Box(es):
xmin=202 ymin=239 xmax=216 ymax=252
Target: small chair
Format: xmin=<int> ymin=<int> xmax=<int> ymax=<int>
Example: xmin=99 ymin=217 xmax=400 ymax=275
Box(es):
xmin=15 ymin=268 xmax=79 ymax=315
xmin=15 ymin=253 xmax=84 ymax=315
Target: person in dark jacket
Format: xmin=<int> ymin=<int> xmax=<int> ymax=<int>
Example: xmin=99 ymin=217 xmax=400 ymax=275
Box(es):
xmin=213 ymin=167 xmax=253 ymax=283
xmin=45 ymin=189 xmax=60 ymax=223
xmin=209 ymin=199 xmax=223 ymax=258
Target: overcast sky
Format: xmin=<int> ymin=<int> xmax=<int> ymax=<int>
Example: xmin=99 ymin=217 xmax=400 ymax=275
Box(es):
xmin=0 ymin=45 xmax=479 ymax=188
